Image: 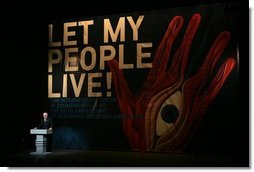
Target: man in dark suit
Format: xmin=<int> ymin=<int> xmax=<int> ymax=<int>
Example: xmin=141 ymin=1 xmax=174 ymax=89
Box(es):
xmin=37 ymin=112 xmax=53 ymax=130
xmin=36 ymin=112 xmax=53 ymax=151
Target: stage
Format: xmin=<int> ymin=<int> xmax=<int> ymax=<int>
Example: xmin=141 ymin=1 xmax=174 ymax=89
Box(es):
xmin=3 ymin=149 xmax=234 ymax=167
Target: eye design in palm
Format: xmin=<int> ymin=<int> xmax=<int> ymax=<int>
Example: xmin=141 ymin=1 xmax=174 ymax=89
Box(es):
xmin=107 ymin=13 xmax=236 ymax=151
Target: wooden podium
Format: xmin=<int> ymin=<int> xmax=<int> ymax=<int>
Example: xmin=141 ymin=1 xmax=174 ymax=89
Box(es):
xmin=30 ymin=129 xmax=53 ymax=155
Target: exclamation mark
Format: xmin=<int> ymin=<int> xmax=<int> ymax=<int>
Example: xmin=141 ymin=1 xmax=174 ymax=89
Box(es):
xmin=107 ymin=72 xmax=112 ymax=97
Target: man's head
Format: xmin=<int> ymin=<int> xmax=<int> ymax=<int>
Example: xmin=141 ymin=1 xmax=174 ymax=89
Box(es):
xmin=43 ymin=112 xmax=48 ymax=120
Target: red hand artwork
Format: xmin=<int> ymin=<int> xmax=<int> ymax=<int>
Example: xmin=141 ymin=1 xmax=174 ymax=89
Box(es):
xmin=107 ymin=13 xmax=236 ymax=151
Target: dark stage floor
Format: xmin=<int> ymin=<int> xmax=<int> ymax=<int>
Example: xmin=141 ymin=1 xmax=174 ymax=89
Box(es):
xmin=2 ymin=149 xmax=234 ymax=167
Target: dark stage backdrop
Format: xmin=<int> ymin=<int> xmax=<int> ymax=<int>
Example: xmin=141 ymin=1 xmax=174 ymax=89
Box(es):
xmin=0 ymin=0 xmax=249 ymax=167
xmin=48 ymin=2 xmax=240 ymax=153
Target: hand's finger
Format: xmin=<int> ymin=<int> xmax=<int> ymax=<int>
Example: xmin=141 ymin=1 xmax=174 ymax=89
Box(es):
xmin=155 ymin=16 xmax=184 ymax=65
xmin=197 ymin=31 xmax=231 ymax=81
xmin=107 ymin=60 xmax=134 ymax=104
xmin=180 ymin=58 xmax=235 ymax=122
xmin=141 ymin=16 xmax=183 ymax=94
xmin=157 ymin=16 xmax=184 ymax=73
xmin=107 ymin=60 xmax=139 ymax=148
xmin=204 ymin=58 xmax=235 ymax=103
xmin=169 ymin=13 xmax=201 ymax=77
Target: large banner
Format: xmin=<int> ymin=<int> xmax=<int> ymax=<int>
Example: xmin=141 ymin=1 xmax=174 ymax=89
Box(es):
xmin=48 ymin=2 xmax=238 ymax=152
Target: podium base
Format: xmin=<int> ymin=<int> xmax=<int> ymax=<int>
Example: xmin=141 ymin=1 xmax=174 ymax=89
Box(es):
xmin=30 ymin=152 xmax=52 ymax=155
